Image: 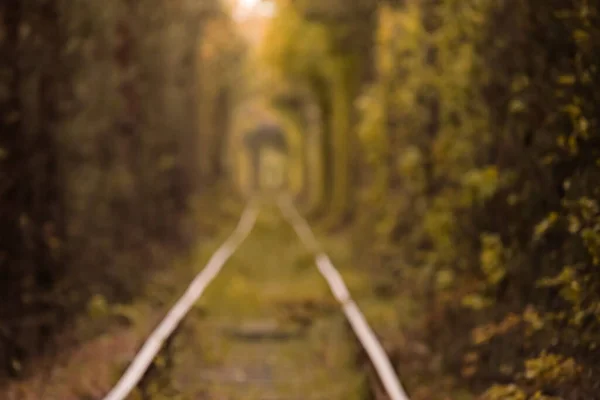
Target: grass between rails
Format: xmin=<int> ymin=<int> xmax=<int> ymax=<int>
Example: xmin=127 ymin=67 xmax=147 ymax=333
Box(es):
xmin=143 ymin=205 xmax=369 ymax=399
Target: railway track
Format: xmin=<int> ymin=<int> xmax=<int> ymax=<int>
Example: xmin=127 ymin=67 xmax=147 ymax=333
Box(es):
xmin=102 ymin=198 xmax=410 ymax=400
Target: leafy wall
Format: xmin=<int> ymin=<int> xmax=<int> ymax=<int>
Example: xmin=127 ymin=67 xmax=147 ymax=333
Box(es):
xmin=0 ymin=0 xmax=242 ymax=380
xmin=263 ymin=0 xmax=600 ymax=397
xmin=356 ymin=0 xmax=600 ymax=398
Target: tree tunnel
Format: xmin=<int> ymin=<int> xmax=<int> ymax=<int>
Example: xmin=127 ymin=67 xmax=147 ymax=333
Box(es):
xmin=4 ymin=0 xmax=600 ymax=397
xmin=243 ymin=123 xmax=289 ymax=192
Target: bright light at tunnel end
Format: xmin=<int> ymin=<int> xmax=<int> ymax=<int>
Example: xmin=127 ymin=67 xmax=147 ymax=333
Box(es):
xmin=233 ymin=0 xmax=276 ymax=20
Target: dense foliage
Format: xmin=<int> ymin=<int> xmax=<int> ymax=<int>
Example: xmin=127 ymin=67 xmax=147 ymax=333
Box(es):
xmin=261 ymin=0 xmax=377 ymax=224
xmin=263 ymin=0 xmax=600 ymax=398
xmin=0 ymin=0 xmax=242 ymax=380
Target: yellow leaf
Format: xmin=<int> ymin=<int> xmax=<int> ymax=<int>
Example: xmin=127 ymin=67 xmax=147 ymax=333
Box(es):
xmin=557 ymin=75 xmax=576 ymax=85
xmin=573 ymin=29 xmax=589 ymax=42
xmin=533 ymin=212 xmax=559 ymax=240
xmin=462 ymin=294 xmax=491 ymax=310
xmin=561 ymin=104 xmax=581 ymax=117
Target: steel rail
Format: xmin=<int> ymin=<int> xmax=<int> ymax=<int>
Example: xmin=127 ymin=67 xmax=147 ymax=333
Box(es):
xmin=102 ymin=203 xmax=258 ymax=400
xmin=278 ymin=196 xmax=411 ymax=400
